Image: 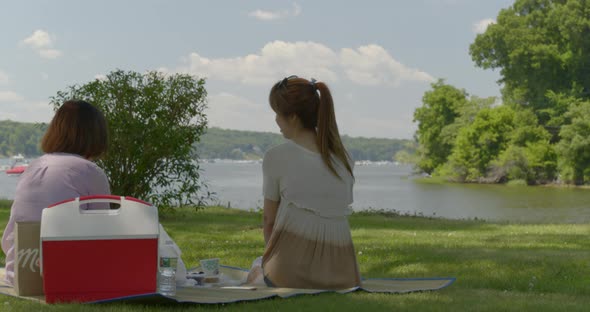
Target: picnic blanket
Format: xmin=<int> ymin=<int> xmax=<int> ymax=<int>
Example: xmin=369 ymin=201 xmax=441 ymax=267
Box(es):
xmin=0 ymin=266 xmax=455 ymax=304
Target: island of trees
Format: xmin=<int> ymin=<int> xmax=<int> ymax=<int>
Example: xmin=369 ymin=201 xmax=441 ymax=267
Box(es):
xmin=413 ymin=0 xmax=590 ymax=185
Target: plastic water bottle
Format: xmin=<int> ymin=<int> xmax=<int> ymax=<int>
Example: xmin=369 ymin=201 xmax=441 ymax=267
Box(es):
xmin=158 ymin=244 xmax=178 ymax=296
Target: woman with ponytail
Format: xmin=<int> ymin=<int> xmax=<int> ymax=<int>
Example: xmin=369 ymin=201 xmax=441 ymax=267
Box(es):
xmin=246 ymin=75 xmax=361 ymax=289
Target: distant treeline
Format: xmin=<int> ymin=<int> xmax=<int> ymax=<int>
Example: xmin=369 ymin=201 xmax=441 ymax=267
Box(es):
xmin=196 ymin=127 xmax=416 ymax=162
xmin=0 ymin=121 xmax=415 ymax=162
xmin=0 ymin=120 xmax=46 ymax=157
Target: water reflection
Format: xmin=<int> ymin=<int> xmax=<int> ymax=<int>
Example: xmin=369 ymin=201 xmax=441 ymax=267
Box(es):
xmin=1 ymin=160 xmax=589 ymax=223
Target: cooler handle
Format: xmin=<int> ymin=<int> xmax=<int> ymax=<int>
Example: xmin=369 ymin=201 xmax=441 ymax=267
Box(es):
xmin=79 ymin=195 xmax=151 ymax=206
xmin=48 ymin=195 xmax=151 ymax=207
xmin=48 ymin=195 xmax=153 ymax=215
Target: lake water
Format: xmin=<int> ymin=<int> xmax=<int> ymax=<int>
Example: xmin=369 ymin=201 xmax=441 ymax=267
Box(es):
xmin=1 ymin=159 xmax=590 ymax=223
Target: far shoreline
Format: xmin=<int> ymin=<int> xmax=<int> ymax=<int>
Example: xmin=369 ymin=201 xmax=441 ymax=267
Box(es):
xmin=413 ymin=176 xmax=590 ymax=190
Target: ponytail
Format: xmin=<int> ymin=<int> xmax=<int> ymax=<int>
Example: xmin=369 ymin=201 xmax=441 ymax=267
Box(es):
xmin=316 ymin=82 xmax=354 ymax=179
xmin=269 ymin=76 xmax=353 ymax=179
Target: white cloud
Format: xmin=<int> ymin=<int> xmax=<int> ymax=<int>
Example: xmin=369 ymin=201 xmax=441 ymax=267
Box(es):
xmin=21 ymin=29 xmax=62 ymax=59
xmin=185 ymin=41 xmax=338 ymax=85
xmin=339 ymin=113 xmax=417 ymax=139
xmin=0 ymin=92 xmax=52 ymax=123
xmin=206 ymin=93 xmax=276 ymax=132
xmin=341 ymin=45 xmax=434 ymax=86
xmin=22 ymin=30 xmax=53 ymax=48
xmin=0 ymin=91 xmax=24 ymax=102
xmin=0 ymin=71 xmax=9 ymax=85
xmin=248 ymin=2 xmax=302 ymax=21
xmin=248 ymin=10 xmax=281 ymax=21
xmin=176 ymin=41 xmax=434 ymax=138
xmin=292 ymin=3 xmax=302 ymax=16
xmin=0 ymin=100 xmax=53 ymax=122
xmin=0 ymin=112 xmax=17 ymax=120
xmin=473 ymin=18 xmax=495 ymax=34
xmin=155 ymin=67 xmax=170 ymax=74
xmin=38 ymin=48 xmax=62 ymax=59
xmin=181 ymin=41 xmax=432 ymax=87
xmin=0 ymin=90 xmax=52 ymax=122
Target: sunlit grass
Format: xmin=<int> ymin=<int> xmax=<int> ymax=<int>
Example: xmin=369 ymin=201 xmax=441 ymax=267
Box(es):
xmin=0 ymin=204 xmax=588 ymax=311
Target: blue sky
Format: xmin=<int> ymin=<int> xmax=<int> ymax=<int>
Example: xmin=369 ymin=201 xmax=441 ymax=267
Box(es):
xmin=0 ymin=0 xmax=514 ymax=139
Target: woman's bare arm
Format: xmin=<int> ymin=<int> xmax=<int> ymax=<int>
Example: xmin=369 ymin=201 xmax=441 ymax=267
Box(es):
xmin=263 ymin=199 xmax=279 ymax=245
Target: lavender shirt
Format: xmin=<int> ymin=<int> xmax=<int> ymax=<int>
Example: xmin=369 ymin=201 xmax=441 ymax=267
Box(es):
xmin=1 ymin=153 xmax=110 ymax=285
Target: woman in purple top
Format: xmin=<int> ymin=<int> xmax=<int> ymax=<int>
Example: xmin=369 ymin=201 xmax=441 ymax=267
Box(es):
xmin=1 ymin=100 xmax=110 ymax=285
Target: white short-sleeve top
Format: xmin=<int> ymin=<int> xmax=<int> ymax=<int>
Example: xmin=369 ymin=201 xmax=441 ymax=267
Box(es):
xmin=262 ymin=140 xmax=354 ymax=217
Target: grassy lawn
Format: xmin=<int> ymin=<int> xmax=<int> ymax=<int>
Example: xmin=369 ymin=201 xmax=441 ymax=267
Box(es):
xmin=0 ymin=199 xmax=588 ymax=311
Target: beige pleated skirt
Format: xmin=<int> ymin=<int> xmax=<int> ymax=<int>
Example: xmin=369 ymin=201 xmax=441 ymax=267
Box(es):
xmin=262 ymin=203 xmax=361 ymax=289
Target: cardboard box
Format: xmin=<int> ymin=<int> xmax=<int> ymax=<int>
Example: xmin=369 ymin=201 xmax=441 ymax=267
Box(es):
xmin=14 ymin=221 xmax=44 ymax=296
xmin=40 ymin=195 xmax=159 ymax=303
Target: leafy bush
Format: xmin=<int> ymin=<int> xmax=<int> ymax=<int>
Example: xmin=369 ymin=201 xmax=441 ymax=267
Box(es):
xmin=50 ymin=70 xmax=210 ymax=211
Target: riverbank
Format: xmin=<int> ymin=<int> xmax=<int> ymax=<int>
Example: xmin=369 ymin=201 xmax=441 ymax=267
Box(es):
xmin=0 ymin=203 xmax=588 ymax=311
xmin=415 ymin=175 xmax=590 ymax=189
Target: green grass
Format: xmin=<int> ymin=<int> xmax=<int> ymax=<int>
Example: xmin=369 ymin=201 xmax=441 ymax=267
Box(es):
xmin=0 ymin=203 xmax=588 ymax=311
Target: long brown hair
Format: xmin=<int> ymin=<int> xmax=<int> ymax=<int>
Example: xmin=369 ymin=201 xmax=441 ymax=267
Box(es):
xmin=41 ymin=100 xmax=108 ymax=159
xmin=269 ymin=76 xmax=353 ymax=179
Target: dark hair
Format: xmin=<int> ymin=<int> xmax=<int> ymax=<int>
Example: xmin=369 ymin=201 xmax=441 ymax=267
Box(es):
xmin=269 ymin=76 xmax=353 ymax=179
xmin=41 ymin=100 xmax=108 ymax=159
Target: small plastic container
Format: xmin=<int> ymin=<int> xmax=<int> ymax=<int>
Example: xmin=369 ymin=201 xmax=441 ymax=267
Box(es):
xmin=186 ymin=271 xmax=206 ymax=285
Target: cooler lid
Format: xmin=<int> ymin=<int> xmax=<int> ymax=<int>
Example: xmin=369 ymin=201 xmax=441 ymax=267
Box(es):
xmin=40 ymin=195 xmax=159 ymax=241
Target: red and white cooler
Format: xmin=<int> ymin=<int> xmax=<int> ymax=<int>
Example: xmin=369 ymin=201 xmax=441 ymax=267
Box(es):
xmin=40 ymin=195 xmax=159 ymax=303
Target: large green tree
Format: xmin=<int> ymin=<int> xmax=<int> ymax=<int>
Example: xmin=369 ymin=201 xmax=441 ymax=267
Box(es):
xmin=50 ymin=70 xmax=209 ymax=210
xmin=489 ymin=109 xmax=557 ymax=184
xmin=470 ymin=0 xmax=590 ymax=124
xmin=414 ymin=0 xmax=590 ymax=184
xmin=556 ymin=100 xmax=590 ymax=184
xmin=443 ymin=106 xmax=516 ymax=182
xmin=441 ymin=105 xmax=557 ymax=184
xmin=413 ymin=80 xmax=468 ymax=173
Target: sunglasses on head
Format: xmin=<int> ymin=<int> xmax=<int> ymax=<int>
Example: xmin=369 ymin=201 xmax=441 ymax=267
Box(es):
xmin=277 ymin=75 xmax=298 ymax=89
xmin=277 ymin=75 xmax=318 ymax=91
